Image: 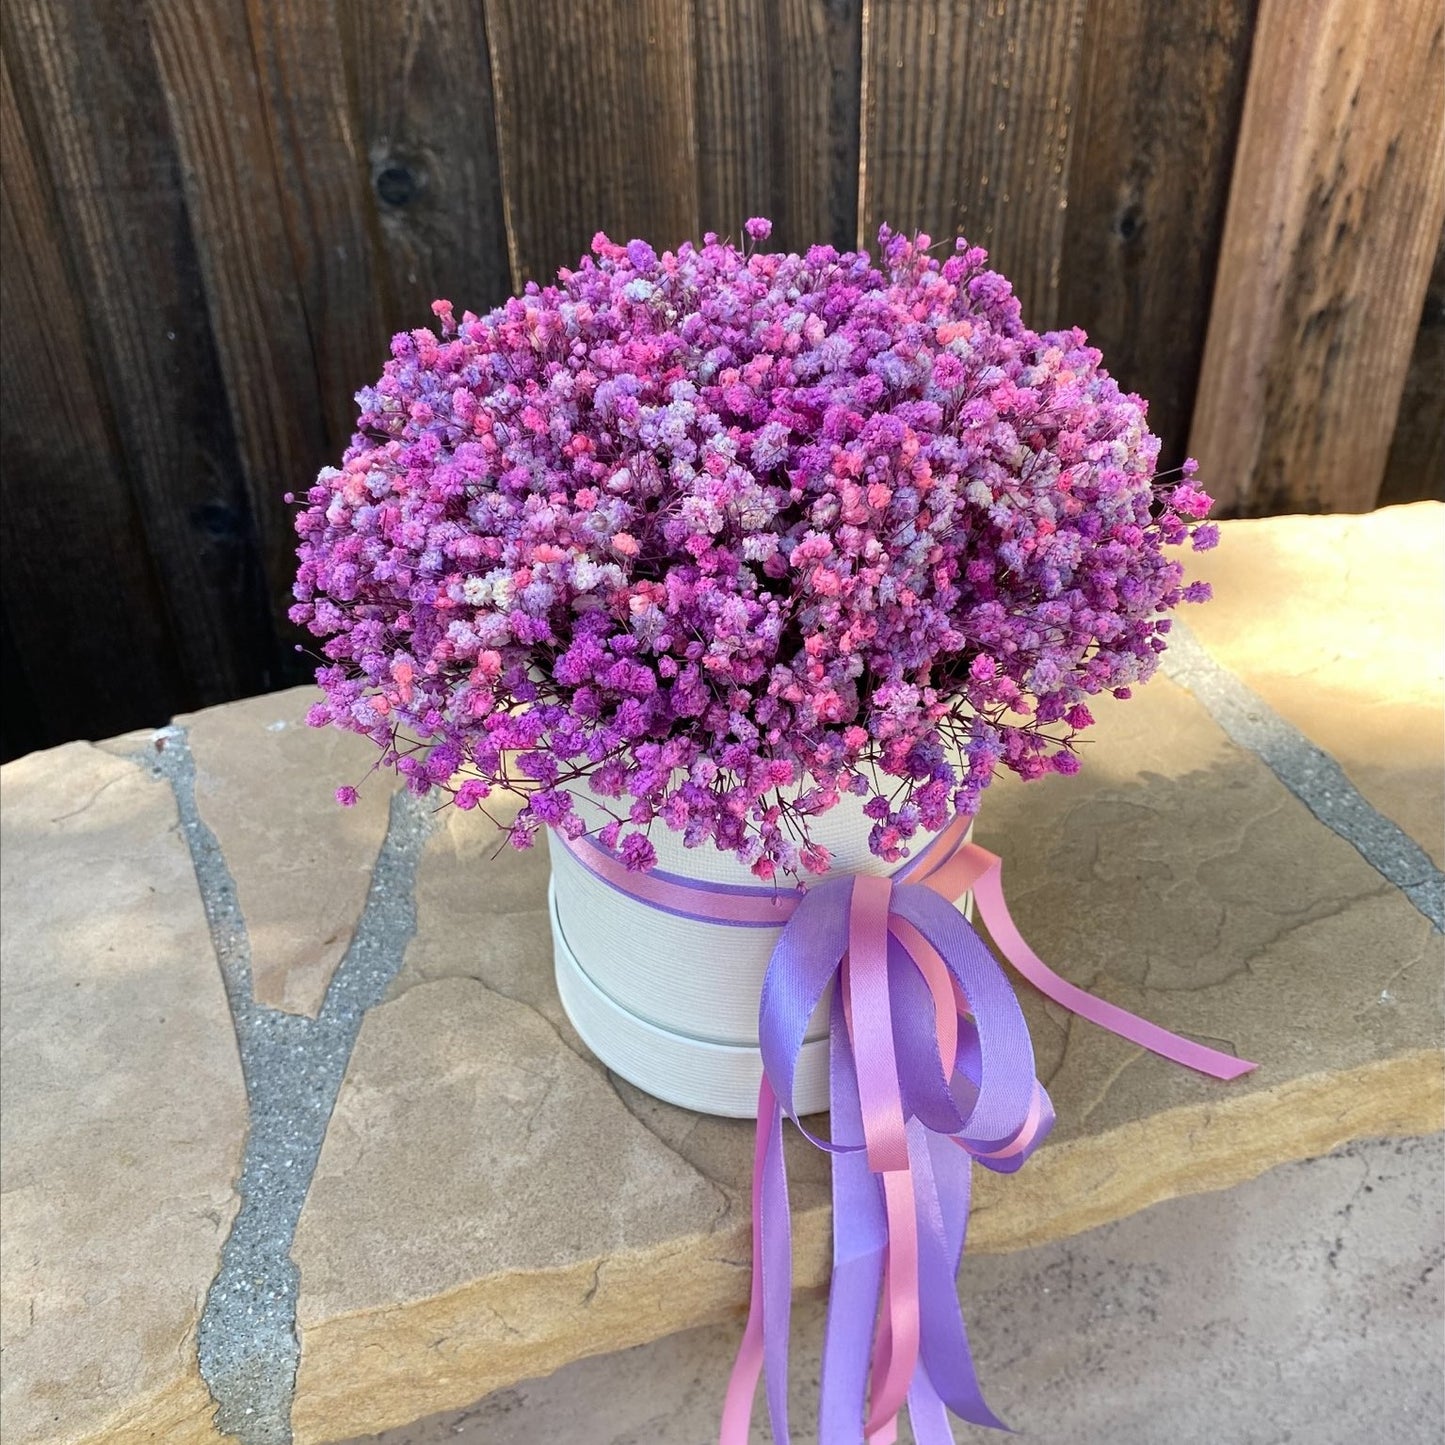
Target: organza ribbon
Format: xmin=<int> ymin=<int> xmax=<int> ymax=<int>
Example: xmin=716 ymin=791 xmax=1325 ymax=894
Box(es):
xmin=557 ymin=817 xmax=1255 ymax=1442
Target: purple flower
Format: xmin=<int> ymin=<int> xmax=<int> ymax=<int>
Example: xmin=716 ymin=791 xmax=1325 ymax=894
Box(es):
xmin=454 ymin=779 xmax=490 ymax=810
xmin=292 ymin=223 xmax=1216 ymax=875
xmin=619 ymin=832 xmax=657 ymax=872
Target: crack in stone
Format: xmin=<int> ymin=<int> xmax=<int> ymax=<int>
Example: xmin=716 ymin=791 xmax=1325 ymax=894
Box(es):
xmin=1377 ymin=946 xmax=1430 ymax=999
xmin=601 ymin=1067 xmax=739 ymax=1205
xmin=1162 ymin=622 xmax=1445 ymax=931
xmin=136 ymin=725 xmax=433 ymax=1445
xmin=581 ymin=1261 xmax=604 ymax=1306
xmin=392 ymin=963 xmax=604 ymax=1076
xmin=1325 ymin=1148 xmax=1376 ymax=1272
xmin=1143 ymin=883 xmax=1398 ymax=995
xmin=46 ymin=768 xmax=126 ymax=823
xmin=1072 ymin=1047 xmax=1150 ymax=1130
xmin=382 ymin=967 xmax=740 ymax=1217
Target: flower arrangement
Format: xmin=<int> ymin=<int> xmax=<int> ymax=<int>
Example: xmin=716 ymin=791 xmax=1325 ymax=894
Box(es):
xmin=291 ymin=219 xmax=1216 ymax=879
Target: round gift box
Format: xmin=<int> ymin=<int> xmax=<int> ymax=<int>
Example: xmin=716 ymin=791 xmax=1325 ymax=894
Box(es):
xmin=547 ymin=788 xmax=966 ymax=1118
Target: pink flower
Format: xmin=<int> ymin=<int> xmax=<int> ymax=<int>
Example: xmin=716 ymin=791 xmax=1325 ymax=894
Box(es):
xmin=619 ymin=832 xmax=657 ymax=872
xmin=294 ymin=222 xmax=1214 ymax=873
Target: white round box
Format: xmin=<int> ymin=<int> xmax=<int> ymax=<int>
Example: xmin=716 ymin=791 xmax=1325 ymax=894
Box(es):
xmin=547 ymin=788 xmax=962 ymax=1118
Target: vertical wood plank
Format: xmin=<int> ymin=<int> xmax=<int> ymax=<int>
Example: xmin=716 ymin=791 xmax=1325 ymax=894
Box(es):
xmin=693 ymin=0 xmax=862 ymax=252
xmin=482 ymin=0 xmax=700 ymax=286
xmin=693 ymin=0 xmax=767 ymax=244
xmin=859 ymin=0 xmax=1088 ymax=326
xmin=146 ymin=0 xmax=332 ymax=654
xmin=1189 ymin=0 xmax=1445 ymax=514
xmin=820 ymin=0 xmax=865 ymax=254
xmin=3 ymin=0 xmax=279 ymax=706
xmin=1379 ymin=227 xmax=1445 ymax=507
xmin=0 ymin=51 xmax=185 ymax=744
xmin=340 ymin=0 xmax=512 ymax=322
xmin=1 ymin=608 xmax=47 ymax=761
xmin=241 ymin=0 xmax=395 ymax=452
xmin=1059 ymin=0 xmax=1257 ymax=468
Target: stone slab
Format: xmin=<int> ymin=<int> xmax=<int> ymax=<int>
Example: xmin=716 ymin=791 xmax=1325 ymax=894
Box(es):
xmin=355 ymin=1133 xmax=1445 ymax=1445
xmin=0 ymin=745 xmax=248 ymax=1445
xmin=182 ymin=688 xmax=398 ymax=1016
xmin=1186 ymin=502 xmax=1445 ymax=867
xmin=289 ymin=977 xmax=728 ymax=1443
xmin=290 ymin=669 xmax=1442 ymax=1442
xmin=7 ymin=512 xmax=1439 ymax=1445
xmin=384 ymin=801 xmax=560 ymax=1028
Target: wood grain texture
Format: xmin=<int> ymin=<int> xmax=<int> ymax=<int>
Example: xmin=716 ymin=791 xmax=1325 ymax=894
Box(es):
xmin=1059 ymin=0 xmax=1257 ymax=468
xmin=0 ymin=608 xmax=45 ymax=761
xmin=1189 ymin=0 xmax=1445 ymax=514
xmin=0 ymin=51 xmax=184 ymax=746
xmin=146 ymin=0 xmax=331 ymax=652
xmin=1379 ymin=226 xmax=1445 ymax=507
xmin=859 ymin=0 xmax=1088 ymax=326
xmin=483 ymin=0 xmax=700 ymax=286
xmin=5 ymin=0 xmax=1440 ymax=764
xmin=3 ymin=0 xmax=278 ymax=706
xmin=339 ymin=0 xmax=512 ymax=323
xmin=242 ymin=0 xmax=394 ymax=453
xmin=693 ymin=0 xmax=862 ymax=251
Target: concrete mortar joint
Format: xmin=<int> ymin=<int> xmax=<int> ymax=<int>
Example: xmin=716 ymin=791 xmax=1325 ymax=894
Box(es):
xmin=1163 ymin=623 xmax=1445 ymax=932
xmin=133 ymin=724 xmax=434 ymax=1445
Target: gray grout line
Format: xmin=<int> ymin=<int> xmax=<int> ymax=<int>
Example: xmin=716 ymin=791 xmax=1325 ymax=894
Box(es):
xmin=142 ymin=726 xmax=433 ymax=1445
xmin=1162 ymin=622 xmax=1445 ymax=932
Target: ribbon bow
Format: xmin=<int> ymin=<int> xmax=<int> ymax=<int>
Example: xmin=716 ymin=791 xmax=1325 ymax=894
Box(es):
xmin=558 ymin=815 xmax=1255 ymax=1443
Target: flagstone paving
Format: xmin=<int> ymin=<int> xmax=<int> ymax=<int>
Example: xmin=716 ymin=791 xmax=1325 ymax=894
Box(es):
xmin=0 ymin=746 xmax=247 ymax=1445
xmin=183 ymin=691 xmax=401 ymax=1018
xmin=1185 ymin=502 xmax=1445 ymax=868
xmin=1 ymin=508 xmax=1441 ymax=1445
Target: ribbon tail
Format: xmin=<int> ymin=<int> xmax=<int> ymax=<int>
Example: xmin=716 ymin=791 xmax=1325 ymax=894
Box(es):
xmin=864 ymin=1169 xmax=920 ymax=1438
xmin=970 ymin=859 xmax=1257 ymax=1081
xmin=820 ymin=990 xmax=887 ymax=1444
xmin=907 ymin=1365 xmax=959 ymax=1445
xmin=865 ymin=1275 xmax=899 ymax=1445
xmin=761 ymin=1078 xmax=794 ymax=1443
xmin=719 ymin=1075 xmax=792 ymax=1444
xmin=915 ymin=1123 xmax=1011 ymax=1430
xmin=842 ymin=880 xmax=924 ymax=1441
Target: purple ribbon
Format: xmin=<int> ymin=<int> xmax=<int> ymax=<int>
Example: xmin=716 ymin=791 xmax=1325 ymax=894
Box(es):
xmin=556 ymin=817 xmax=1255 ymax=1442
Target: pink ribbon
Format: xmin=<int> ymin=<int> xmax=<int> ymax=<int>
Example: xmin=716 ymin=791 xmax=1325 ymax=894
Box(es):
xmin=556 ymin=821 xmax=1256 ymax=1441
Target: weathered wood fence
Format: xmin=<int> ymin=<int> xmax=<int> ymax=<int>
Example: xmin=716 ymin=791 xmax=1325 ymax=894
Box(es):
xmin=2 ymin=0 xmax=1442 ymax=759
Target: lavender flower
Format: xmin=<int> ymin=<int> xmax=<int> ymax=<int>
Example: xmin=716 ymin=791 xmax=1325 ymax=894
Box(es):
xmin=292 ymin=225 xmax=1216 ymax=876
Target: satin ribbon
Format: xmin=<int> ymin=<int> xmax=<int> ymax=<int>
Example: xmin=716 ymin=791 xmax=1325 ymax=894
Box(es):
xmin=557 ymin=819 xmax=1255 ymax=1442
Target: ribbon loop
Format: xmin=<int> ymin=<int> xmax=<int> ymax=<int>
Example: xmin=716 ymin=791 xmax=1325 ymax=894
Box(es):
xmin=845 ymin=876 xmax=911 ymax=1175
xmin=729 ymin=849 xmax=1064 ymax=1442
xmin=552 ymin=816 xmax=1255 ymax=1443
